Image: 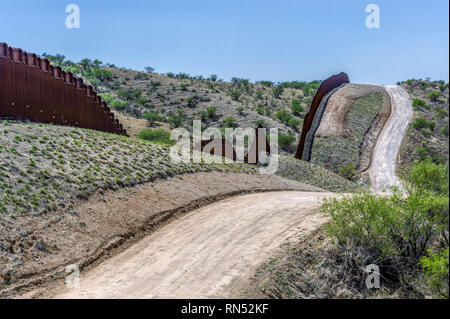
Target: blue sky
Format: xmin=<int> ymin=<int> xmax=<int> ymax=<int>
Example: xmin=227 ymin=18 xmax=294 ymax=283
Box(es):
xmin=0 ymin=0 xmax=448 ymax=84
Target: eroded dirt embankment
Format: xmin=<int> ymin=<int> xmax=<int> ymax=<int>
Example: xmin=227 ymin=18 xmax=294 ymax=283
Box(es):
xmin=311 ymin=84 xmax=391 ymax=178
xmin=2 ymin=171 xmax=322 ymax=298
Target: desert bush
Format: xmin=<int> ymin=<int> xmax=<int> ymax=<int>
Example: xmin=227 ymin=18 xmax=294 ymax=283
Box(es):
xmin=144 ymin=66 xmax=155 ymax=73
xmin=180 ymin=83 xmax=189 ymax=91
xmin=143 ymin=112 xmax=164 ymax=126
xmin=137 ymin=128 xmax=174 ymax=145
xmin=230 ymin=90 xmax=242 ymax=101
xmin=136 ymin=97 xmax=151 ymax=106
xmin=93 ymin=68 xmax=113 ymax=81
xmin=98 ymin=93 xmax=113 ymax=104
xmin=255 ymin=119 xmax=267 ymax=128
xmin=321 ymin=161 xmax=449 ymax=296
xmin=420 ymin=247 xmax=449 ymax=299
xmin=406 ymin=159 xmax=449 ymax=195
xmin=278 ymin=134 xmax=295 ymax=150
xmin=272 ymin=85 xmax=284 ymax=99
xmin=117 ymin=88 xmax=142 ymax=101
xmin=231 ymin=77 xmax=250 ymax=87
xmin=186 ymin=96 xmax=199 ymax=108
xmin=275 ymin=109 xmax=293 ymax=125
xmin=167 ymin=110 xmax=185 ymax=128
xmin=237 ymin=106 xmax=245 ymax=115
xmin=110 ymin=100 xmax=128 ymax=110
xmin=427 ymin=91 xmax=441 ymax=101
xmin=411 ymin=117 xmax=435 ymax=131
xmin=79 ymin=58 xmax=92 ymax=70
xmin=436 ymin=109 xmax=448 ymax=118
xmin=223 ymin=117 xmax=237 ymax=128
xmin=439 ymin=84 xmax=448 ymax=92
xmin=288 ymin=117 xmax=300 ymax=130
xmin=338 ymin=164 xmax=356 ymax=180
xmin=290 ymin=99 xmax=304 ymax=115
xmin=208 ymin=74 xmax=218 ymax=82
xmin=412 ymin=98 xmax=430 ymax=110
xmin=258 ymin=81 xmax=274 ymax=87
xmin=206 ymin=107 xmax=217 ymax=119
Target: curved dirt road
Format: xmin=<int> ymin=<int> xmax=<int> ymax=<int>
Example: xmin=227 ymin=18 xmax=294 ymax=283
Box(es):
xmin=370 ymin=85 xmax=413 ymax=191
xmin=53 ymin=191 xmax=336 ymax=299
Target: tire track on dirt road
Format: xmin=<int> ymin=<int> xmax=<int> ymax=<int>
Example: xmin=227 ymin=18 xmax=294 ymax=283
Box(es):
xmin=52 ymin=191 xmax=337 ymax=299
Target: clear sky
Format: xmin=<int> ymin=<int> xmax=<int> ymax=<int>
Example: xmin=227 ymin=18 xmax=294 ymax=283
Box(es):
xmin=0 ymin=0 xmax=448 ymax=84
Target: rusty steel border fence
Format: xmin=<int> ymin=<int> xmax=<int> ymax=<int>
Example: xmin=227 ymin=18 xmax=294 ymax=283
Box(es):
xmin=294 ymin=72 xmax=350 ymax=160
xmin=0 ymin=42 xmax=127 ymax=136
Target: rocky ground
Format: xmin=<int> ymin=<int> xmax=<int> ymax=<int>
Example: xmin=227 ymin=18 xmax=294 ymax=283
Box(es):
xmin=398 ymin=79 xmax=449 ymax=172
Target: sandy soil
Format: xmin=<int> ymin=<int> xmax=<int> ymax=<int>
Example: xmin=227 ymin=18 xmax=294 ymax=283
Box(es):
xmin=370 ymin=86 xmax=413 ymax=191
xmin=50 ymin=191 xmax=337 ymax=299
xmin=7 ymin=171 xmax=322 ymax=298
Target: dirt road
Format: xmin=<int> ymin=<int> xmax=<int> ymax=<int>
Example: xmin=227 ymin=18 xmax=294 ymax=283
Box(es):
xmin=53 ymin=191 xmax=336 ymax=299
xmin=370 ymin=85 xmax=413 ymax=191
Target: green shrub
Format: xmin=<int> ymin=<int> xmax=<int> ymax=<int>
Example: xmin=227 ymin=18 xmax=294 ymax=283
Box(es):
xmin=137 ymin=128 xmax=174 ymax=145
xmin=167 ymin=110 xmax=185 ymax=128
xmin=180 ymin=83 xmax=189 ymax=91
xmin=436 ymin=109 xmax=448 ymax=118
xmin=420 ymin=247 xmax=449 ymax=299
xmin=440 ymin=126 xmax=449 ymax=136
xmin=275 ymin=109 xmax=293 ymax=125
xmin=255 ymin=106 xmax=265 ymax=115
xmin=230 ymin=90 xmax=242 ymax=101
xmin=117 ymin=88 xmax=142 ymax=101
xmin=255 ymin=119 xmax=267 ymax=128
xmin=322 ymin=160 xmax=449 ymax=263
xmin=412 ymin=98 xmax=429 ymax=110
xmin=288 ymin=117 xmax=300 ymax=130
xmin=415 ymin=145 xmax=428 ymax=161
xmin=186 ymin=96 xmax=199 ymax=108
xmin=272 ymin=85 xmax=284 ymax=99
xmin=110 ymin=100 xmax=128 ymax=110
xmin=290 ymin=99 xmax=304 ymax=115
xmin=278 ymin=134 xmax=295 ymax=150
xmin=258 ymin=81 xmax=274 ymax=87
xmin=223 ymin=117 xmax=237 ymax=128
xmin=411 ymin=117 xmax=435 ymax=131
xmin=406 ymin=160 xmax=449 ymax=195
xmin=99 ymin=93 xmax=113 ymax=104
xmin=338 ymin=164 xmax=356 ymax=180
xmin=93 ymin=68 xmax=113 ymax=81
xmin=206 ymin=107 xmax=217 ymax=119
xmin=208 ymin=74 xmax=218 ymax=82
xmin=143 ymin=112 xmax=164 ymax=126
xmin=136 ymin=97 xmax=151 ymax=107
xmin=427 ymin=91 xmax=441 ymax=101
xmin=237 ymin=106 xmax=244 ymax=115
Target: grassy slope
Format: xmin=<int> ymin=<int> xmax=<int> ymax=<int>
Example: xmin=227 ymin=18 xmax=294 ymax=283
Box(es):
xmin=310 ymin=92 xmax=384 ymax=175
xmin=0 ymin=121 xmax=359 ymax=223
xmin=0 ymin=121 xmax=256 ymax=220
xmin=276 ymin=156 xmax=361 ymax=193
xmin=398 ymin=80 xmax=449 ymax=171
